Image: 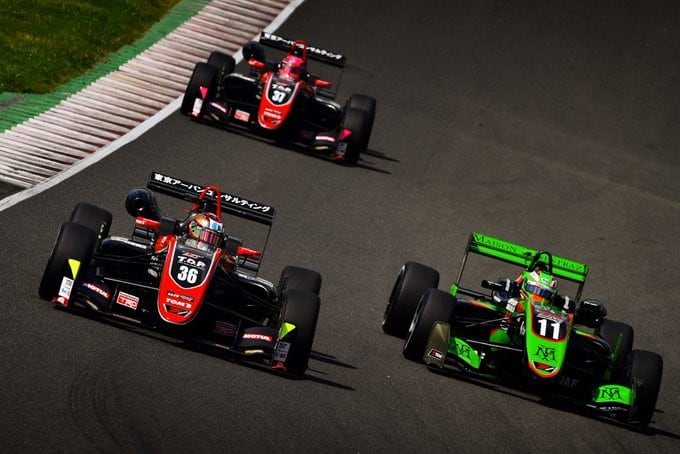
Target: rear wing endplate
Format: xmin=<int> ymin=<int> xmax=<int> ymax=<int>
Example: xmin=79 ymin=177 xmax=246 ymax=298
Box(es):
xmin=147 ymin=171 xmax=275 ymax=226
xmin=459 ymin=232 xmax=589 ymax=284
xmin=260 ymin=32 xmax=346 ymax=67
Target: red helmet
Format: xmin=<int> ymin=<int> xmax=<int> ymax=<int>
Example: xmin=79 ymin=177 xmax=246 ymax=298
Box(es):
xmin=187 ymin=213 xmax=224 ymax=248
xmin=279 ymin=55 xmax=306 ymax=80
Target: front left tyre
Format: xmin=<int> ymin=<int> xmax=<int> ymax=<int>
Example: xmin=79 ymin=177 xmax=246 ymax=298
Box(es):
xmin=627 ymin=349 xmax=663 ymax=428
xmin=403 ymin=288 xmax=456 ymax=361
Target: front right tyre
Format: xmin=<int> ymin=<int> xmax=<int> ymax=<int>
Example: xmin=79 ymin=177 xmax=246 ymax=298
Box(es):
xmin=38 ymin=222 xmax=97 ymax=301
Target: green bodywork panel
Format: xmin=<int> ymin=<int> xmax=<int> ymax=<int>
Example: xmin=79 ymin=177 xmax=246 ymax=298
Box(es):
xmin=467 ymin=232 xmax=588 ymax=284
xmin=449 ymin=337 xmax=481 ymax=369
xmin=525 ymin=307 xmax=569 ymax=377
xmin=593 ymin=384 xmax=635 ymax=406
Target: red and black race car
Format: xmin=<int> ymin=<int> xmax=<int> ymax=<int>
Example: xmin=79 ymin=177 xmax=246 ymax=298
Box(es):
xmin=181 ymin=32 xmax=377 ymax=165
xmin=38 ymin=172 xmax=322 ymax=376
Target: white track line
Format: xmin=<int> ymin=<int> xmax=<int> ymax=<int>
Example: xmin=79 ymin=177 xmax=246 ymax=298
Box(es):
xmin=0 ymin=0 xmax=307 ymax=211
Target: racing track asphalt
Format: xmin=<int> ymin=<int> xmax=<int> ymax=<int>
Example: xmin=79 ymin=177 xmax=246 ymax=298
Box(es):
xmin=1 ymin=1 xmax=680 ymax=452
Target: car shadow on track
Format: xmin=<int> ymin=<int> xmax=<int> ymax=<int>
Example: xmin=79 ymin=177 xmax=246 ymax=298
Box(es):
xmin=56 ymin=306 xmax=357 ymax=390
xmin=427 ymin=365 xmax=678 ymax=437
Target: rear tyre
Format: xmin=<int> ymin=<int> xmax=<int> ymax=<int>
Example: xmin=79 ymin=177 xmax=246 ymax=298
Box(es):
xmin=278 ymin=266 xmax=322 ymax=296
xmin=38 ymin=222 xmax=97 ymax=301
xmin=403 ymin=289 xmax=455 ymax=361
xmin=597 ymin=319 xmax=634 ymax=381
xmin=346 ymin=94 xmax=376 ymax=148
xmin=279 ymin=290 xmax=320 ymax=376
xmin=207 ymin=51 xmax=236 ymax=75
xmin=627 ymin=349 xmax=663 ymax=428
xmin=340 ymin=107 xmax=370 ymax=165
xmin=69 ymin=203 xmax=112 ymax=249
xmin=382 ymin=261 xmax=439 ymax=338
xmin=181 ymin=62 xmax=218 ymax=115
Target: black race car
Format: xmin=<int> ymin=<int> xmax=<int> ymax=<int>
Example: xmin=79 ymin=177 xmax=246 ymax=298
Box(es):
xmin=181 ymin=32 xmax=377 ymax=165
xmin=39 ymin=171 xmax=322 ymax=376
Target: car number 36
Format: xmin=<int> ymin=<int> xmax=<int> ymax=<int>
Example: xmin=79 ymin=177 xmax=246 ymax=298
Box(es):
xmin=176 ymin=265 xmax=199 ymax=284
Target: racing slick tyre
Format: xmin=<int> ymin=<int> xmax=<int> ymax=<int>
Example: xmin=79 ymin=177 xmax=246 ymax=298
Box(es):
xmin=346 ymin=94 xmax=376 ymax=146
xmin=403 ymin=289 xmax=455 ymax=362
xmin=597 ymin=319 xmax=634 ymax=381
xmin=180 ymin=62 xmax=218 ymax=115
xmin=278 ymin=266 xmax=322 ymax=296
xmin=626 ymin=349 xmax=663 ymax=427
xmin=382 ymin=261 xmax=440 ymax=338
xmin=38 ymin=222 xmax=97 ymax=301
xmin=280 ymin=290 xmax=320 ymax=376
xmin=340 ymin=107 xmax=370 ymax=166
xmin=207 ymin=51 xmax=236 ymax=76
xmin=69 ymin=202 xmax=112 ymax=249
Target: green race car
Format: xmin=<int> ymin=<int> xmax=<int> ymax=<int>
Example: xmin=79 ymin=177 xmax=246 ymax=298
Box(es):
xmin=382 ymin=232 xmax=663 ymax=428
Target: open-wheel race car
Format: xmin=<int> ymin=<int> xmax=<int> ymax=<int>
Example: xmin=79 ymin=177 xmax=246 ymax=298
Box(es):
xmin=181 ymin=32 xmax=377 ymax=165
xmin=39 ymin=171 xmax=322 ymax=376
xmin=382 ymin=232 xmax=664 ymax=428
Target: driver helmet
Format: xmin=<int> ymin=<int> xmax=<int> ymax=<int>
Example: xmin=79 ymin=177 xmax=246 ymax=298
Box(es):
xmin=279 ymin=55 xmax=305 ymax=80
xmin=187 ymin=213 xmax=224 ymax=248
xmin=521 ymin=269 xmax=557 ymax=305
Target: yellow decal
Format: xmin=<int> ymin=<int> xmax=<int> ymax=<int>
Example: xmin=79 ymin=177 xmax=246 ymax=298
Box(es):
xmin=68 ymin=259 xmax=81 ymax=279
xmin=279 ymin=322 xmax=296 ymax=340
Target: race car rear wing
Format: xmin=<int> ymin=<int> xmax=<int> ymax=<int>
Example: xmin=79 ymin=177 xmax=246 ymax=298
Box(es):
xmin=259 ymin=32 xmax=346 ymax=67
xmin=454 ymin=232 xmax=589 ymax=301
xmin=146 ymin=171 xmax=276 ymax=226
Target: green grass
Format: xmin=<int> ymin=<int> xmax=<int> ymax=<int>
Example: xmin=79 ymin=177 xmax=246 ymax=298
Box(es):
xmin=0 ymin=0 xmax=181 ymax=94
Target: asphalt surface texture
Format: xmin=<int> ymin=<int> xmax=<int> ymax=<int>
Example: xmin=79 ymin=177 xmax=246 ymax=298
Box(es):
xmin=2 ymin=1 xmax=679 ymax=452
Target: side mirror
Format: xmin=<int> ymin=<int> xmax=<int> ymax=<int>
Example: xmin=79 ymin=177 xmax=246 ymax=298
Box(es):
xmin=248 ymin=59 xmax=266 ymax=71
xmin=314 ymin=79 xmax=332 ymax=89
xmin=575 ymin=299 xmax=608 ymax=327
xmin=224 ymin=235 xmax=242 ymax=256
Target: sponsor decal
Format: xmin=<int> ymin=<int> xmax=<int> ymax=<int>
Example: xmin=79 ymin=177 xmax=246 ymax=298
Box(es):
xmin=192 ymin=98 xmax=203 ymax=116
xmin=535 ymin=345 xmax=556 ymax=361
xmin=58 ymin=277 xmax=74 ymax=299
xmin=167 ymin=291 xmax=194 ymax=302
xmin=164 ymin=295 xmax=192 ymax=309
xmin=176 ymin=255 xmax=207 ymax=269
xmin=455 ymin=342 xmax=473 ymax=359
xmin=234 ymin=110 xmax=250 ymax=122
xmin=151 ymin=172 xmax=273 ymax=214
xmin=558 ymin=376 xmax=579 ymax=388
xmin=261 ymin=32 xmax=344 ymax=62
xmin=115 ymin=291 xmax=139 ymax=310
xmin=536 ymin=310 xmax=563 ymax=324
xmin=213 ymin=321 xmax=236 ymax=337
xmin=271 ymin=83 xmax=292 ymax=93
xmin=599 ymin=386 xmax=623 ymax=400
xmin=427 ymin=349 xmax=444 ymax=360
xmin=273 ymin=341 xmax=291 ymax=362
xmin=243 ymin=333 xmax=273 ymax=342
xmin=84 ymin=283 xmax=110 ymax=300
